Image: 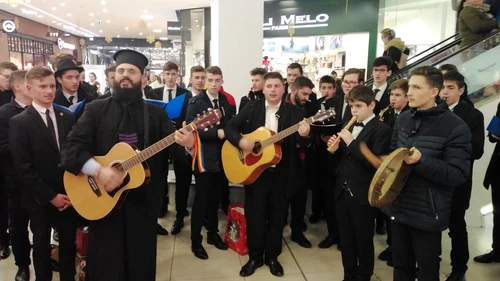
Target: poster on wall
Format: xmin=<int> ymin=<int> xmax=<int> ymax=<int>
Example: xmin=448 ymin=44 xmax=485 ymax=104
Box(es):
xmin=82 ymin=65 xmax=106 ymax=94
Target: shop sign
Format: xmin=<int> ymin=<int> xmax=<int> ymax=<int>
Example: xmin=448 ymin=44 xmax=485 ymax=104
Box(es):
xmin=264 ymin=14 xmax=329 ymax=31
xmin=58 ymin=38 xmax=76 ymax=50
xmin=167 ymin=21 xmax=182 ymax=36
xmin=2 ymin=20 xmax=16 ymax=33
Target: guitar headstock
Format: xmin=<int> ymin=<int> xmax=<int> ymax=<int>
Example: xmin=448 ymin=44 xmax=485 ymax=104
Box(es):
xmin=312 ymin=108 xmax=336 ymax=123
xmin=193 ymin=109 xmax=223 ymax=131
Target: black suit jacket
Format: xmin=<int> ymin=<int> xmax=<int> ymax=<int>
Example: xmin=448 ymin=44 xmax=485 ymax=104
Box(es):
xmin=147 ymin=86 xmax=192 ymax=129
xmin=185 ymin=90 xmax=236 ymax=173
xmin=326 ymin=93 xmax=351 ymax=124
xmin=484 ymin=102 xmax=500 ymax=188
xmin=53 ymin=87 xmax=95 ymax=119
xmin=0 ymin=99 xmax=27 ymax=192
xmin=9 ymin=105 xmax=75 ymax=210
xmin=224 ymin=99 xmax=311 ymax=198
xmin=334 ymin=117 xmax=392 ymax=205
xmin=381 ymin=104 xmax=410 ymax=129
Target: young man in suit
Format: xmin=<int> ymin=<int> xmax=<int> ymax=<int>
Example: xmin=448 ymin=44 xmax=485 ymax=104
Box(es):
xmin=9 ymin=66 xmax=78 ymax=281
xmin=239 ymin=67 xmax=267 ymax=112
xmin=378 ymin=79 xmax=409 ymax=266
xmin=97 ymin=65 xmax=116 ymax=99
xmin=372 ymin=57 xmax=393 ymax=112
xmin=387 ymin=66 xmax=471 ymax=281
xmin=327 ymin=86 xmax=392 ymax=281
xmin=60 ymin=50 xmax=194 ymax=281
xmin=185 ymin=66 xmax=235 ymax=260
xmin=326 ymin=68 xmax=365 ymax=124
xmin=148 ymin=61 xmax=193 ymax=235
xmin=0 ymin=70 xmax=31 ymax=281
xmin=225 ymin=71 xmax=311 ymax=277
xmin=53 ymin=59 xmax=95 ymax=119
xmin=440 ymin=70 xmax=484 ymax=281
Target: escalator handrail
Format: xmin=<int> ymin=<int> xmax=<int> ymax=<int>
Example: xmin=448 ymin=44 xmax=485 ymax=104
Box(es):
xmin=406 ymin=33 xmax=461 ymax=64
xmin=365 ymin=35 xmax=463 ymax=85
xmin=428 ymin=29 xmax=500 ymax=68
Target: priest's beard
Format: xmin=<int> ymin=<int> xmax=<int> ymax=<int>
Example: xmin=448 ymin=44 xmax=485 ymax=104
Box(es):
xmin=112 ymin=78 xmax=143 ymax=104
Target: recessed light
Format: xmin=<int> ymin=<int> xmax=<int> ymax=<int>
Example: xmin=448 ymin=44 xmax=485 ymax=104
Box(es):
xmin=57 ymin=23 xmax=62 ymax=25
xmin=91 ymin=23 xmax=95 ymax=26
xmin=139 ymin=32 xmax=143 ymax=35
xmin=147 ymin=23 xmax=151 ymax=27
xmin=99 ymin=30 xmax=103 ymax=33
xmin=202 ymin=26 xmax=205 ymax=28
xmin=106 ymin=20 xmax=111 ymax=23
xmin=141 ymin=15 xmax=153 ymax=20
xmin=52 ymin=20 xmax=56 ymax=23
xmin=197 ymin=25 xmax=199 ymax=27
xmin=67 ymin=13 xmax=71 ymax=16
xmin=89 ymin=12 xmax=94 ymax=16
xmin=159 ymin=37 xmax=168 ymax=40
xmin=125 ymin=27 xmax=129 ymax=30
xmin=117 ymin=35 xmax=120 ymax=38
xmin=52 ymin=7 xmax=56 ymax=11
xmin=60 ymin=2 xmax=65 ymax=6
xmin=143 ymin=9 xmax=148 ymax=13
xmin=153 ymin=29 xmax=162 ymax=33
xmin=21 ymin=9 xmax=37 ymax=15
xmin=100 ymin=1 xmax=106 ymax=5
xmin=37 ymin=15 xmax=43 ymax=18
xmin=195 ymin=20 xmax=198 ymax=22
xmin=103 ymin=8 xmax=107 ymax=12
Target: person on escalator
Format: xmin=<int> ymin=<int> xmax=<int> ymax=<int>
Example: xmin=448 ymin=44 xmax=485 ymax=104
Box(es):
xmin=380 ymin=28 xmax=410 ymax=72
xmin=458 ymin=0 xmax=500 ymax=48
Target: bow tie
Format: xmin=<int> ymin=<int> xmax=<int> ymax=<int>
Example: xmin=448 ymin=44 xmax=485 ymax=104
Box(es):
xmin=354 ymin=122 xmax=364 ymax=127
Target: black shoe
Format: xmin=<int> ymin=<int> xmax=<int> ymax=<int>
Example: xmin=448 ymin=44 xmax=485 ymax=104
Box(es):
xmin=309 ymin=213 xmax=321 ymax=224
xmin=474 ymin=251 xmax=500 ymax=263
xmin=183 ymin=209 xmax=189 ymax=217
xmin=15 ymin=266 xmax=30 ymax=281
xmin=191 ymin=245 xmax=209 ymax=260
xmin=387 ymin=259 xmax=394 ymax=267
xmin=171 ymin=219 xmax=184 ymax=235
xmin=300 ymin=221 xmax=307 ymax=232
xmin=265 ymin=258 xmax=284 ymax=277
xmin=376 ymin=223 xmax=387 ymax=235
xmin=0 ymin=245 xmax=10 ymax=259
xmin=53 ymin=230 xmax=59 ymax=242
xmin=445 ymin=271 xmax=466 ymax=281
xmin=157 ymin=223 xmax=169 ymax=236
xmin=378 ymin=247 xmax=392 ymax=261
xmin=50 ymin=258 xmax=60 ymax=272
xmin=207 ymin=233 xmax=228 ymax=250
xmin=291 ymin=232 xmax=312 ymax=248
xmin=239 ymin=259 xmax=264 ymax=277
xmin=318 ymin=235 xmax=338 ymax=249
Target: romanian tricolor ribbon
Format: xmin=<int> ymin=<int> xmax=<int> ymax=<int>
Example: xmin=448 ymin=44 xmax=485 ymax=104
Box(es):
xmin=191 ymin=130 xmax=206 ymax=173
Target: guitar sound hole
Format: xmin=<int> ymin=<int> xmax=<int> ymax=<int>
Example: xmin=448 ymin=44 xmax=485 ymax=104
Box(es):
xmin=252 ymin=142 xmax=262 ymax=155
xmin=107 ymin=174 xmax=131 ymax=197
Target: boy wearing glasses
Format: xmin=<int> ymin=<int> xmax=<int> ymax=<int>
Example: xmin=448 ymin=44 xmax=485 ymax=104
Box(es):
xmin=0 ymin=61 xmax=19 ymax=107
xmin=327 ymin=68 xmax=365 ymax=124
xmin=372 ymin=57 xmax=393 ymax=111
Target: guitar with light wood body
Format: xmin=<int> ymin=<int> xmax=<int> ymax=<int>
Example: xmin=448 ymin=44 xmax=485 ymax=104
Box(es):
xmin=64 ymin=109 xmax=222 ymax=221
xmin=222 ymin=109 xmax=335 ymax=185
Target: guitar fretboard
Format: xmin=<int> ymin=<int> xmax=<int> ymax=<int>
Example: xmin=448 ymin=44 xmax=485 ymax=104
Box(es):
xmin=120 ymin=123 xmax=196 ymax=171
xmin=260 ymin=116 xmax=314 ymax=147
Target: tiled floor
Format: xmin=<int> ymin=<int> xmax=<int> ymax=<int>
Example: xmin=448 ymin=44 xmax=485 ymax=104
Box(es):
xmin=1 ymin=208 xmax=500 ymax=281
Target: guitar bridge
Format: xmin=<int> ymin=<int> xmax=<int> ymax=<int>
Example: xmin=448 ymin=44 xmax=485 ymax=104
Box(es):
xmin=88 ymin=176 xmax=102 ymax=197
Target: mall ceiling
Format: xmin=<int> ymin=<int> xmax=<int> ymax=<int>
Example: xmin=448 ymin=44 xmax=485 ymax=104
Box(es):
xmin=0 ymin=0 xmax=210 ymax=38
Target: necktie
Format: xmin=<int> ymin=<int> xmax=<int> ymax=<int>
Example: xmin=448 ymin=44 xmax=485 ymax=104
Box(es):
xmin=354 ymin=122 xmax=364 ymax=127
xmin=167 ymin=89 xmax=173 ymax=102
xmin=343 ymin=102 xmax=351 ymax=121
xmin=213 ymin=98 xmax=219 ymax=110
xmin=68 ymin=96 xmax=74 ymax=105
xmin=374 ymin=89 xmax=380 ymax=95
xmin=45 ymin=109 xmax=58 ymax=147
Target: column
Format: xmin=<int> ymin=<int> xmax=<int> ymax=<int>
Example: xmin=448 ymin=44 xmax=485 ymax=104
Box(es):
xmin=211 ymin=0 xmax=264 ymax=109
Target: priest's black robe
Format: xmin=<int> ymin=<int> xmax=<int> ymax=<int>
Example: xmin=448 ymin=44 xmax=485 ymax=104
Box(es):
xmin=60 ymin=97 xmax=187 ymax=281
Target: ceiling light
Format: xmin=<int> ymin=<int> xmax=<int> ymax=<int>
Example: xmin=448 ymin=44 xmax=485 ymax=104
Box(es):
xmin=202 ymin=26 xmax=205 ymax=28
xmin=139 ymin=32 xmax=143 ymax=35
xmin=152 ymin=29 xmax=162 ymax=33
xmin=91 ymin=23 xmax=95 ymax=26
xmin=125 ymin=27 xmax=129 ymax=30
xmin=99 ymin=30 xmax=103 ymax=33
xmin=143 ymin=9 xmax=148 ymax=13
xmin=67 ymin=13 xmax=71 ymax=17
xmin=106 ymin=20 xmax=111 ymax=23
xmin=197 ymin=25 xmax=199 ymax=27
xmin=57 ymin=23 xmax=62 ymax=25
xmin=60 ymin=2 xmax=65 ymax=6
xmin=117 ymin=35 xmax=120 ymax=38
xmin=159 ymin=37 xmax=168 ymax=40
xmin=195 ymin=20 xmax=198 ymax=22
xmin=103 ymin=8 xmax=107 ymax=12
xmin=37 ymin=15 xmax=43 ymax=18
xmin=89 ymin=12 xmax=94 ymax=17
xmin=21 ymin=9 xmax=37 ymax=15
xmin=52 ymin=20 xmax=56 ymax=23
xmin=141 ymin=15 xmax=153 ymax=20
xmin=147 ymin=23 xmax=151 ymax=27
xmin=52 ymin=7 xmax=56 ymax=11
xmin=100 ymin=1 xmax=106 ymax=5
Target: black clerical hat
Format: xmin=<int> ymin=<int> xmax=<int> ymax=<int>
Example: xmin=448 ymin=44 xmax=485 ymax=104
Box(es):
xmin=113 ymin=49 xmax=149 ymax=72
xmin=54 ymin=58 xmax=84 ymax=77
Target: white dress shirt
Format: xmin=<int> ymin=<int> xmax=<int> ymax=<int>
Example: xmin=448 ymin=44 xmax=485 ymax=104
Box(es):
xmin=15 ymin=99 xmax=27 ymax=108
xmin=32 ymin=101 xmax=60 ymax=149
xmin=265 ymin=101 xmax=280 ymax=133
xmin=163 ymin=86 xmax=177 ymax=103
xmin=373 ymin=82 xmax=388 ymax=102
xmin=342 ymin=99 xmax=349 ymax=119
xmin=63 ymin=91 xmax=78 ymax=105
xmin=351 ymin=114 xmax=376 ymax=140
xmin=449 ymin=101 xmax=459 ymax=111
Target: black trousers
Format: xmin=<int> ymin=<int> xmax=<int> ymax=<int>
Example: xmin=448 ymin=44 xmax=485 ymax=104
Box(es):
xmin=173 ymin=158 xmax=192 ymax=220
xmin=392 ymin=221 xmax=442 ymax=281
xmin=220 ymin=176 xmax=230 ymax=213
xmin=8 ymin=193 xmax=31 ymax=266
xmin=29 ymin=205 xmax=78 ymax=281
xmin=87 ymin=192 xmax=157 ymax=281
xmin=0 ymin=178 xmax=8 ymax=248
xmin=336 ymin=192 xmax=376 ymax=281
xmin=245 ymin=169 xmax=288 ymax=261
xmin=290 ymin=188 xmax=307 ymax=233
xmin=191 ymin=172 xmax=223 ymax=246
xmin=492 ymin=181 xmax=500 ymax=253
xmin=323 ymin=179 xmax=339 ymax=238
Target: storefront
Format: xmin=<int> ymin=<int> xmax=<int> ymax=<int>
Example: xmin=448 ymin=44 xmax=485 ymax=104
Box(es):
xmin=0 ymin=10 xmax=82 ymax=70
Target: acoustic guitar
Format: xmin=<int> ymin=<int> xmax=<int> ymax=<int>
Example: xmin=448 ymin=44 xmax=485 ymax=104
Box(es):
xmin=222 ymin=109 xmax=335 ymax=185
xmin=64 ymin=109 xmax=222 ymax=220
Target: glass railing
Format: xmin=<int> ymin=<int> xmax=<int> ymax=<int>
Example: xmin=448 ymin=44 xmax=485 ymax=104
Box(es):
xmin=434 ymin=31 xmax=500 ymax=105
xmin=406 ymin=33 xmax=461 ymax=64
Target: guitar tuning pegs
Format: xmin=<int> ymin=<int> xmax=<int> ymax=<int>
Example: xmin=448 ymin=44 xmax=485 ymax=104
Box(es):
xmin=202 ymin=111 xmax=206 ymax=114
xmin=216 ymin=121 xmax=220 ymax=125
xmin=204 ymin=128 xmax=208 ymax=131
xmin=207 ymin=108 xmax=212 ymax=111
xmin=196 ymin=114 xmax=200 ymax=117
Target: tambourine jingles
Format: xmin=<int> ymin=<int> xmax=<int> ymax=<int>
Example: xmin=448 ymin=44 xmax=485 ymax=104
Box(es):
xmin=359 ymin=142 xmax=412 ymax=209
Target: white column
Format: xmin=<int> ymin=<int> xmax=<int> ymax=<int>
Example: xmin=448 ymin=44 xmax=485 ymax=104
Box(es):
xmin=211 ymin=0 xmax=264 ymax=109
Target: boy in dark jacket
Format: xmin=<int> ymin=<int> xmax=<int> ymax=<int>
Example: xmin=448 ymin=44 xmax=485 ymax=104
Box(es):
xmin=387 ymin=66 xmax=472 ymax=281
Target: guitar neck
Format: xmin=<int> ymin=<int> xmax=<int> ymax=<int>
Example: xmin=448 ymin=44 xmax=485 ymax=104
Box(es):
xmin=260 ymin=116 xmax=314 ymax=147
xmin=120 ymin=123 xmax=196 ymax=171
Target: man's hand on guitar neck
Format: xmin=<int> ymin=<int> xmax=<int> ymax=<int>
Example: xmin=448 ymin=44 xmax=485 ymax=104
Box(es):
xmin=298 ymin=119 xmax=311 ymax=137
xmin=175 ymin=128 xmax=195 ymax=148
xmin=94 ymin=166 xmax=124 ymax=193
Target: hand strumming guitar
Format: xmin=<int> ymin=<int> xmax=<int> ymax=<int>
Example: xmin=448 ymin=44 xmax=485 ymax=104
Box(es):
xmin=239 ymin=137 xmax=255 ymax=152
xmin=94 ymin=166 xmax=124 ymax=192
